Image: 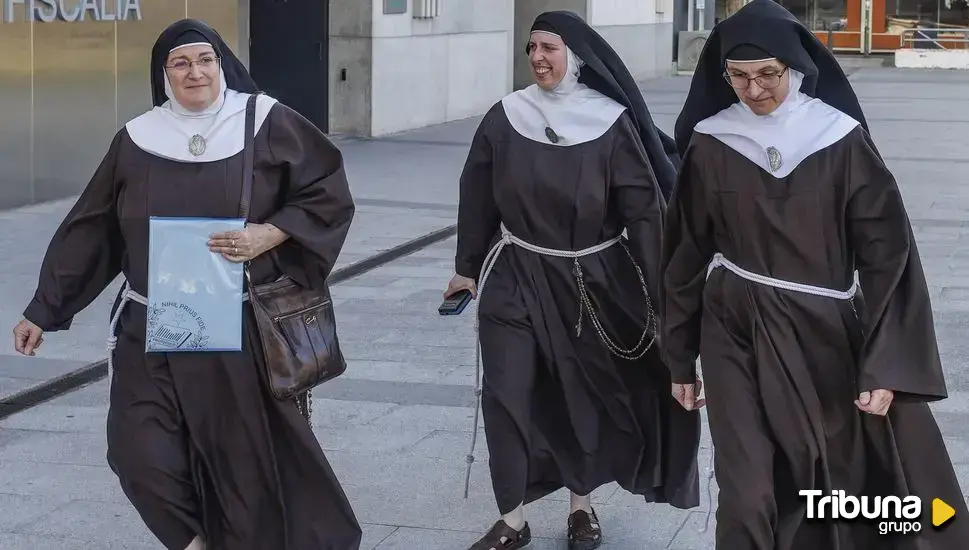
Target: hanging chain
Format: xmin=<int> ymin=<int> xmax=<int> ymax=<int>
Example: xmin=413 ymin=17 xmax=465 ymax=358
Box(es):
xmin=307 ymin=390 xmax=313 ymax=424
xmin=462 ymin=226 xmax=657 ymax=499
xmin=572 ymin=241 xmax=657 ymax=361
xmin=295 ymin=390 xmax=314 ymax=427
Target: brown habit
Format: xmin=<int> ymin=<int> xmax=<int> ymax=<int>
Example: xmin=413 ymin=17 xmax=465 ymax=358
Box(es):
xmin=457 ymin=103 xmax=701 ymax=514
xmin=661 ymin=127 xmax=969 ymax=548
xmin=23 ymin=101 xmax=362 ymax=549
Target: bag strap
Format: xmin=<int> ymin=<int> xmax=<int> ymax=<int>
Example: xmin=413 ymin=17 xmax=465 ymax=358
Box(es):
xmin=240 ymin=92 xmax=262 ymax=290
xmin=239 ymin=92 xmax=261 ymax=220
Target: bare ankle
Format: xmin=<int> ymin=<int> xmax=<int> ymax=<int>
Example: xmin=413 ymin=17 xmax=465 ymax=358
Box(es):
xmin=569 ymin=492 xmax=592 ymax=514
xmin=501 ymin=503 xmax=526 ymax=531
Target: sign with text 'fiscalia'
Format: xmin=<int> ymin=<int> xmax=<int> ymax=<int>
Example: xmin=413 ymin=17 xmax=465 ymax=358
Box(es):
xmin=2 ymin=0 xmax=143 ymax=23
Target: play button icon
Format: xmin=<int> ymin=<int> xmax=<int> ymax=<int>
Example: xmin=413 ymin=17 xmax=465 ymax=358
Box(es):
xmin=932 ymin=498 xmax=956 ymax=528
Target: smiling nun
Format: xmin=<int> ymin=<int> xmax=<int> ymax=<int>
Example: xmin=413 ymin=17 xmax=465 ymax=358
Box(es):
xmin=443 ymin=10 xmax=699 ymax=550
xmin=13 ymin=19 xmax=361 ymax=550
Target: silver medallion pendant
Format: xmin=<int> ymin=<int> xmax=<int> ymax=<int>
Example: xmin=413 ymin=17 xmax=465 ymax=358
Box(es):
xmin=766 ymin=146 xmax=782 ymax=172
xmin=188 ymin=134 xmax=207 ymax=157
xmin=545 ymin=126 xmax=560 ymax=144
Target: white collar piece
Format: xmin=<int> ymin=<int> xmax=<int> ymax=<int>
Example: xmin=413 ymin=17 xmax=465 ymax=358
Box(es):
xmin=694 ymin=69 xmax=860 ymax=177
xmin=126 ymin=84 xmax=277 ymax=163
xmin=502 ymin=37 xmax=626 ymax=147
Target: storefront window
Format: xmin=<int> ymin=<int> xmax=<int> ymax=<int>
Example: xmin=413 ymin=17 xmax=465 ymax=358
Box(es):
xmin=713 ymin=0 xmax=966 ymax=51
xmin=773 ymin=0 xmax=848 ymax=30
xmin=889 ymin=0 xmax=968 ymax=27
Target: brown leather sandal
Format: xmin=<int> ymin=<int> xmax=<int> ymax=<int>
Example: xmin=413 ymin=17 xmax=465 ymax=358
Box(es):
xmin=568 ymin=509 xmax=602 ymax=549
xmin=469 ymin=520 xmax=531 ymax=550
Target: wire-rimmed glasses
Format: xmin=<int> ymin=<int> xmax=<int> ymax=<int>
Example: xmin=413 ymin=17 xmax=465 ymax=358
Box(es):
xmin=165 ymin=56 xmax=221 ymax=73
xmin=723 ymin=66 xmax=788 ymax=89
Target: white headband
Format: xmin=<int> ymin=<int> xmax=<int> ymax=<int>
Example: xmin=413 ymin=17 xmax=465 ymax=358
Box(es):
xmin=169 ymin=41 xmax=211 ymax=53
xmin=724 ymin=57 xmax=777 ymax=63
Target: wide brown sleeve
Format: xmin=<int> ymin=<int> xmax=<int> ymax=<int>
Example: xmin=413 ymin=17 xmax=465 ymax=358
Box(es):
xmin=846 ymin=128 xmax=948 ymax=401
xmin=263 ymin=104 xmax=355 ymax=291
xmin=659 ymin=143 xmax=715 ymax=384
xmin=23 ymin=131 xmax=126 ymax=331
xmin=454 ymin=111 xmax=500 ymax=281
xmin=608 ymin=113 xmax=665 ymax=306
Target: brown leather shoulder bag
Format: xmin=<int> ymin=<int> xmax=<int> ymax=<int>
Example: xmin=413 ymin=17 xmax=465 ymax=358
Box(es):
xmin=238 ymin=93 xmax=347 ymax=403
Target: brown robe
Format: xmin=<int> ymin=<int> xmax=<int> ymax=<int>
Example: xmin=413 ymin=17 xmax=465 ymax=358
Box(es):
xmin=661 ymin=127 xmax=968 ymax=549
xmin=456 ymin=103 xmax=701 ymax=515
xmin=24 ymin=102 xmax=362 ymax=550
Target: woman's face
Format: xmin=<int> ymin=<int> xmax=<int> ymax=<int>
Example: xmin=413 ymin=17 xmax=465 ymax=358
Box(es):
xmin=527 ymin=31 xmax=568 ymax=90
xmin=724 ymin=59 xmax=790 ymax=115
xmin=165 ymin=44 xmax=221 ymax=111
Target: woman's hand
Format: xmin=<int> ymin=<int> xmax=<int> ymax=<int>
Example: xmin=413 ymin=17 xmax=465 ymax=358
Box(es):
xmin=444 ymin=274 xmax=477 ymax=299
xmin=12 ymin=319 xmax=44 ymax=356
xmin=672 ymin=379 xmax=705 ymax=411
xmin=208 ymin=223 xmax=289 ymax=263
xmin=855 ymin=389 xmax=894 ymax=416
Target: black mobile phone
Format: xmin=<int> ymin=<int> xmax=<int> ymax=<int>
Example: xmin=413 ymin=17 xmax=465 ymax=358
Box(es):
xmin=439 ymin=289 xmax=473 ymax=316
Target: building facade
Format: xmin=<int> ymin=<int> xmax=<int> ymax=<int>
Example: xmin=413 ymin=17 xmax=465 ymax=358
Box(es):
xmin=0 ymin=0 xmax=244 ymax=209
xmin=0 ymin=0 xmax=675 ymax=209
xmin=330 ymin=0 xmax=676 ymax=136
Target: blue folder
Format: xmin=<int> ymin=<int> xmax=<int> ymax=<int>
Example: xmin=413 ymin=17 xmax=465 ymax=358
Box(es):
xmin=146 ymin=216 xmax=246 ymax=352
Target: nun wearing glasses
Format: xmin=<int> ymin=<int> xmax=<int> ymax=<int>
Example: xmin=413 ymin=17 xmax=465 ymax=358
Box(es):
xmin=661 ymin=1 xmax=967 ymax=548
xmin=443 ymin=10 xmax=700 ymax=550
xmin=12 ymin=19 xmax=361 ymax=550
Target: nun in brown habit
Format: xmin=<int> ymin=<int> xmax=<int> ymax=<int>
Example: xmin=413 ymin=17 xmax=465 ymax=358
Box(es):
xmin=661 ymin=1 xmax=968 ymax=548
xmin=12 ymin=20 xmax=361 ymax=550
xmin=444 ymin=10 xmax=700 ymax=550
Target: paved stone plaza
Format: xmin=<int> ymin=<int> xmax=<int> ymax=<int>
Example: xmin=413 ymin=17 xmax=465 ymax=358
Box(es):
xmin=0 ymin=65 xmax=968 ymax=548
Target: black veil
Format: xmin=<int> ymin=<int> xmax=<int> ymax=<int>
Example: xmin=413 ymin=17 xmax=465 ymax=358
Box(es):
xmin=673 ymin=0 xmax=868 ymax=156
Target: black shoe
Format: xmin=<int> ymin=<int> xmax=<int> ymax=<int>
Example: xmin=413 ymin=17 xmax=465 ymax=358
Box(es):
xmin=568 ymin=509 xmax=602 ymax=549
xmin=469 ymin=520 xmax=531 ymax=550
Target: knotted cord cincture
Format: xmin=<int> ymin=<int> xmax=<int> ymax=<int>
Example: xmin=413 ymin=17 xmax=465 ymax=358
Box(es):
xmin=462 ymin=224 xmax=658 ymax=497
xmin=698 ymin=253 xmax=860 ymax=532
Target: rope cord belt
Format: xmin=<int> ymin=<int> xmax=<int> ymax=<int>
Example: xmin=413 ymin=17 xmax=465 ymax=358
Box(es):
xmin=706 ymin=252 xmax=859 ymax=299
xmin=462 ymin=223 xmax=658 ymax=498
xmin=106 ymin=280 xmax=250 ymax=378
xmin=696 ymin=252 xmax=859 ymax=533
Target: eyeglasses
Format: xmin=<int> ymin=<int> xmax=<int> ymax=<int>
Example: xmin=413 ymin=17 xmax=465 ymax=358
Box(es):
xmin=723 ymin=66 xmax=788 ymax=89
xmin=165 ymin=56 xmax=220 ymax=73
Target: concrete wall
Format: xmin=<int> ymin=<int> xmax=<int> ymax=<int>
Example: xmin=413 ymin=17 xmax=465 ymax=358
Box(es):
xmin=588 ymin=0 xmax=675 ymax=81
xmin=330 ymin=0 xmax=674 ymax=137
xmin=329 ymin=0 xmax=515 ymax=136
xmin=513 ymin=0 xmax=674 ymax=90
xmin=329 ymin=0 xmax=375 ymax=136
xmin=895 ymin=49 xmax=969 ymax=70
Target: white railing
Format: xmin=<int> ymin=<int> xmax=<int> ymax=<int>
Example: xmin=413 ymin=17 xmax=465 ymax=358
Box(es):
xmin=900 ymin=27 xmax=969 ymax=49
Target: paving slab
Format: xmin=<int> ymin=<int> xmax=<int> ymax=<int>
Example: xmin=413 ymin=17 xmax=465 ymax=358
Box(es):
xmin=0 ymin=356 xmax=90 ymax=398
xmin=0 ymin=67 xmax=968 ymax=548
